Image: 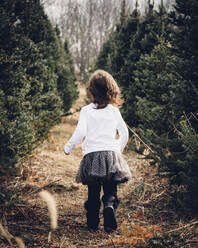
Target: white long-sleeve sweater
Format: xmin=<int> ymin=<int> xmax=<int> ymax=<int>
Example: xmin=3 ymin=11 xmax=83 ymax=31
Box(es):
xmin=64 ymin=103 xmax=129 ymax=156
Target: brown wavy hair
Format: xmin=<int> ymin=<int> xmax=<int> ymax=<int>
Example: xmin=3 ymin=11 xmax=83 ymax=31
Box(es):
xmin=87 ymin=69 xmax=123 ymax=109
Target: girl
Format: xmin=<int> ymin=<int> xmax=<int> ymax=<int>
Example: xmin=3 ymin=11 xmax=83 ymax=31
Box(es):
xmin=64 ymin=69 xmax=131 ymax=233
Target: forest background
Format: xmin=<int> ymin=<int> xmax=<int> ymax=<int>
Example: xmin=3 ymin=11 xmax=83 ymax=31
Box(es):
xmin=0 ymin=0 xmax=198 ymax=247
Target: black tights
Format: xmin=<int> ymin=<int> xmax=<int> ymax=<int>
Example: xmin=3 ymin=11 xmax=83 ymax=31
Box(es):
xmin=87 ymin=181 xmax=118 ymax=210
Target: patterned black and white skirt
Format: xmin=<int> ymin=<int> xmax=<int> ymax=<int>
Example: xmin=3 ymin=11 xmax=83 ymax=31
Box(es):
xmin=76 ymin=151 xmax=132 ymax=185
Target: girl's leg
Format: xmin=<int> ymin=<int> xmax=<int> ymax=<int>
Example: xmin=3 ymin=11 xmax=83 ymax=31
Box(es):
xmin=85 ymin=183 xmax=101 ymax=230
xmin=103 ymin=181 xmax=119 ymax=209
xmin=102 ymin=181 xmax=119 ymax=233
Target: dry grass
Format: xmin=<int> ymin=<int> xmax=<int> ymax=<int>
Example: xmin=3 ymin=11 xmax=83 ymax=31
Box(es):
xmin=1 ymin=83 xmax=198 ymax=247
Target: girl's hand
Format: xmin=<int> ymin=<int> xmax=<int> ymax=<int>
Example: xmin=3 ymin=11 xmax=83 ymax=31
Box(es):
xmin=64 ymin=150 xmax=70 ymax=155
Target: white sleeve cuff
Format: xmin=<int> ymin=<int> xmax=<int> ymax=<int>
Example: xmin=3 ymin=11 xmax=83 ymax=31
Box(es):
xmin=64 ymin=144 xmax=71 ymax=155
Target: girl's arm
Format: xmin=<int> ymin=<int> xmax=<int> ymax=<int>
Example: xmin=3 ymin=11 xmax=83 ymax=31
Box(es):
xmin=64 ymin=108 xmax=87 ymax=155
xmin=116 ymin=109 xmax=129 ymax=153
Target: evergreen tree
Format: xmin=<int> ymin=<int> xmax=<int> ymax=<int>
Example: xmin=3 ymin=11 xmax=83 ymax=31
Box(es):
xmin=14 ymin=0 xmax=64 ymax=139
xmin=0 ymin=2 xmax=36 ymax=176
xmin=120 ymin=0 xmax=127 ymax=26
xmin=148 ymin=0 xmax=198 ymax=208
xmin=0 ymin=0 xmax=77 ymax=183
xmin=96 ymin=4 xmax=140 ymax=79
xmin=95 ymin=4 xmax=168 ymax=127
xmin=169 ymin=0 xmax=198 ymax=116
xmin=94 ymin=32 xmax=117 ymax=75
xmin=129 ymin=37 xmax=198 ymax=208
xmin=172 ymin=117 xmax=198 ymax=208
xmin=133 ymin=0 xmax=198 ymax=206
xmin=55 ymin=35 xmax=78 ymax=113
xmin=120 ymin=5 xmax=168 ymax=126
xmin=134 ymin=38 xmax=186 ymax=143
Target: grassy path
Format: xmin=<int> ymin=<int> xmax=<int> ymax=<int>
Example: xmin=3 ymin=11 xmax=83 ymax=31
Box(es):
xmin=1 ymin=83 xmax=198 ymax=248
xmin=25 ymin=83 xmax=140 ymax=247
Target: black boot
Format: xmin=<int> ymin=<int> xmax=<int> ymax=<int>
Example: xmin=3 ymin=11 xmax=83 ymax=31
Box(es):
xmin=102 ymin=196 xmax=119 ymax=233
xmin=84 ymin=200 xmax=100 ymax=231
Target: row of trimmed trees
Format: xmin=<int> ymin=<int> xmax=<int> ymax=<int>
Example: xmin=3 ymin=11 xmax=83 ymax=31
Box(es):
xmin=95 ymin=0 xmax=198 ymax=208
xmin=0 ymin=0 xmax=77 ymax=182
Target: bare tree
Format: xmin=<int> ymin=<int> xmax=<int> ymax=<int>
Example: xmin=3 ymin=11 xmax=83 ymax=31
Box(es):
xmin=44 ymin=0 xmax=173 ymax=75
xmin=45 ymin=0 xmax=126 ymax=75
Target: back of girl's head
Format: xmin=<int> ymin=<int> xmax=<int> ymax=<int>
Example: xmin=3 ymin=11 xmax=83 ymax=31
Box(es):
xmin=87 ymin=69 xmax=122 ymax=109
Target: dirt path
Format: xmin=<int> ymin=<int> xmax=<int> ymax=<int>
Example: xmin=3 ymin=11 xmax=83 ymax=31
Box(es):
xmin=1 ymin=84 xmax=197 ymax=248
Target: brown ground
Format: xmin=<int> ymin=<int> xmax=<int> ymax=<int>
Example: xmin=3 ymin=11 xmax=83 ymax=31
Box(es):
xmin=1 ymin=83 xmax=198 ymax=248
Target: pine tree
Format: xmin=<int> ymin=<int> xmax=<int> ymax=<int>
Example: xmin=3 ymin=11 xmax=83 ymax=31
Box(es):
xmin=169 ymin=0 xmax=198 ymax=116
xmin=133 ymin=0 xmax=198 ymax=206
xmin=55 ymin=33 xmax=78 ymax=113
xmin=95 ymin=4 xmax=168 ymax=127
xmin=134 ymin=37 xmax=186 ymax=138
xmin=152 ymin=0 xmax=198 ymax=208
xmin=94 ymin=32 xmax=117 ymax=75
xmin=131 ymin=36 xmax=198 ymax=208
xmin=120 ymin=6 xmax=167 ymax=126
xmin=95 ymin=6 xmax=140 ymax=83
xmin=120 ymin=0 xmax=127 ymax=26
xmin=0 ymin=2 xmax=36 ymax=176
xmin=0 ymin=0 xmax=77 ymax=183
xmin=15 ymin=0 xmax=64 ymax=139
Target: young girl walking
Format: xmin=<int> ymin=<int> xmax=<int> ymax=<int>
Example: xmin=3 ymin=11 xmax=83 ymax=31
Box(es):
xmin=64 ymin=69 xmax=131 ymax=233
